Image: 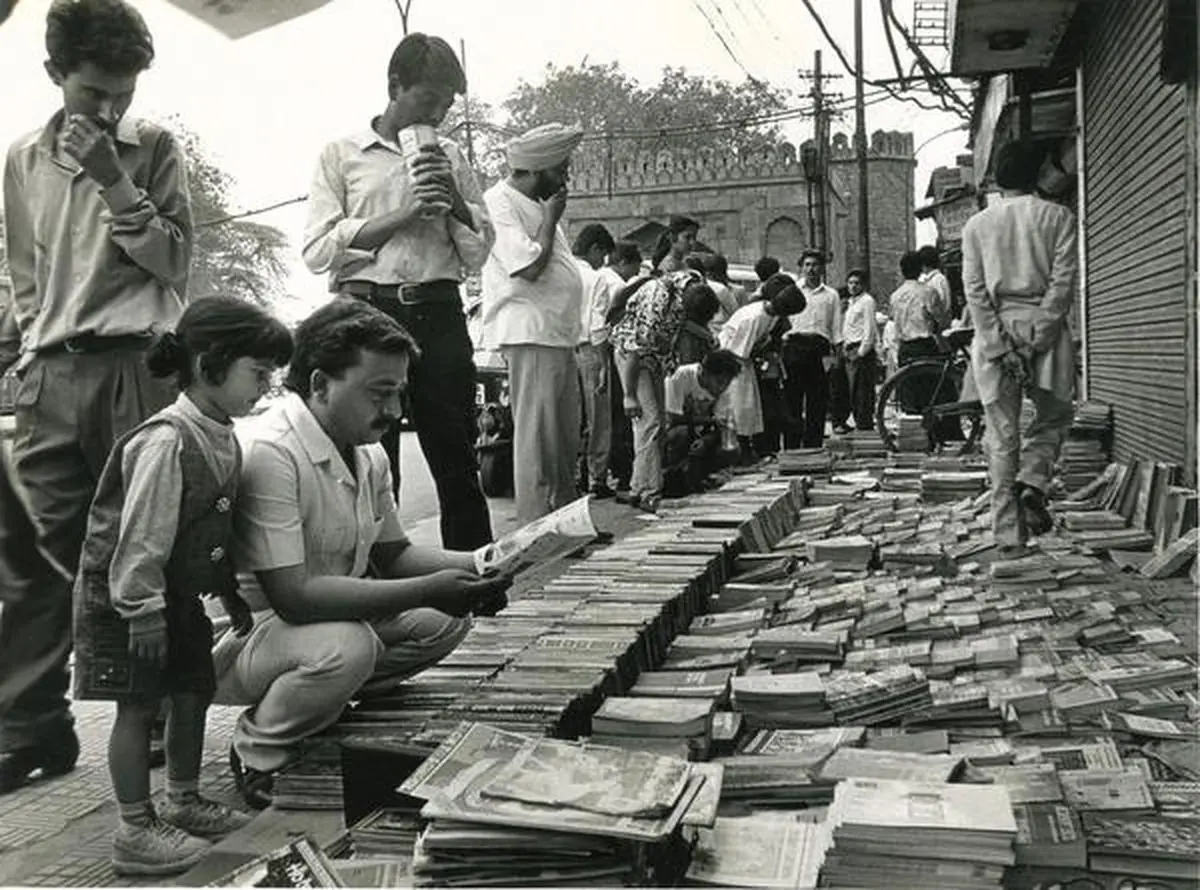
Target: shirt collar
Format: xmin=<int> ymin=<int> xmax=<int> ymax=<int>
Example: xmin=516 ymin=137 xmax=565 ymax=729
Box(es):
xmin=278 ymin=391 xmax=345 ymax=467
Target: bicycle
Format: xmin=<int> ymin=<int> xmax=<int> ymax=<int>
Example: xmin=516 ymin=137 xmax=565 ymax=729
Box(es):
xmin=875 ymin=327 xmax=985 ymax=455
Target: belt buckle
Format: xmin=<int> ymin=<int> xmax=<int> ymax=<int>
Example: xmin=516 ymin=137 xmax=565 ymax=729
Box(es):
xmin=396 ymin=284 xmax=420 ymax=306
xmin=62 ymin=336 xmax=87 ymax=354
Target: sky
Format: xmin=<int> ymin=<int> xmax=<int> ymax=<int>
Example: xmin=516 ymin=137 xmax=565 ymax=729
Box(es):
xmin=0 ymin=0 xmax=970 ymax=316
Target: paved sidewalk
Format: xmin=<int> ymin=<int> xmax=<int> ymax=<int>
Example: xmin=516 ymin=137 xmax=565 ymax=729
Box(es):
xmin=0 ymin=494 xmax=647 ymax=887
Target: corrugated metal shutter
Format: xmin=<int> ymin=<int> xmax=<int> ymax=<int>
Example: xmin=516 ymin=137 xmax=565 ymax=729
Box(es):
xmin=1083 ymin=0 xmax=1190 ymax=469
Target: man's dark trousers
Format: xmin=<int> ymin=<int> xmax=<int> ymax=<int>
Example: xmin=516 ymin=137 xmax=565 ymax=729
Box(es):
xmin=846 ymin=347 xmax=877 ymax=431
xmin=828 ymin=349 xmax=851 ymax=429
xmin=782 ymin=336 xmax=831 ymax=449
xmin=364 ymin=294 xmax=493 ymax=550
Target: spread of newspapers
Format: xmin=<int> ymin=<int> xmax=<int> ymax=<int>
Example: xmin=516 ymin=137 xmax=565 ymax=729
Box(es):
xmin=213 ymin=406 xmax=1200 ymax=889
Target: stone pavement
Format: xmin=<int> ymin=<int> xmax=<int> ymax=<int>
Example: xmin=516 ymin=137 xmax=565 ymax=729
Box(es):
xmin=0 ymin=493 xmax=650 ymax=887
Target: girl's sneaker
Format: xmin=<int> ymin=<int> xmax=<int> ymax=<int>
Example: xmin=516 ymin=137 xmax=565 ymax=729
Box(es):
xmin=112 ymin=816 xmax=211 ymax=877
xmin=160 ymin=794 xmax=253 ymax=839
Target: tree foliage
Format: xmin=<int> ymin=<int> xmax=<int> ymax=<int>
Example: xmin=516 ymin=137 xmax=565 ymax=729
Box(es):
xmin=162 ymin=118 xmax=291 ymax=309
xmin=502 ymin=62 xmax=792 ymax=156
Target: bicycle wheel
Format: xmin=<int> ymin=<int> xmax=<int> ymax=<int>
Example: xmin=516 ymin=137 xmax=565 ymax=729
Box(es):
xmin=875 ymin=360 xmax=973 ymax=453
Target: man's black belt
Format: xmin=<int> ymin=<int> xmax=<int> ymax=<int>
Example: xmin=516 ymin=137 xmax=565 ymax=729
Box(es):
xmin=340 ymin=279 xmax=460 ymax=306
xmin=38 ymin=333 xmax=155 ymax=356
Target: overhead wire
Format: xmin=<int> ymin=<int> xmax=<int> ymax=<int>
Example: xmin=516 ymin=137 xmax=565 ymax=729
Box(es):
xmin=797 ymin=0 xmax=966 ymax=118
xmin=690 ymin=0 xmax=765 ymax=86
xmin=878 ymin=0 xmax=910 ymax=88
xmin=880 ymin=0 xmax=973 ymax=118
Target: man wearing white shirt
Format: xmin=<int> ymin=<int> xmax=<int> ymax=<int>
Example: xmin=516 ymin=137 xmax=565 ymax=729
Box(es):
xmin=572 ymin=223 xmax=617 ymax=497
xmin=481 ymin=123 xmax=585 ymax=524
xmin=841 ymin=269 xmax=879 ymax=432
xmin=918 ymin=245 xmax=954 ymax=331
xmin=782 ymin=249 xmax=842 ymax=447
xmin=302 ymin=34 xmax=494 ymax=552
xmin=717 ymin=274 xmax=806 ymax=457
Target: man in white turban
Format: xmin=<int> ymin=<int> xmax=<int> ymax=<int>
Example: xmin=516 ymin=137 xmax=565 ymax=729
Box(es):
xmin=480 ymin=123 xmax=587 ymax=523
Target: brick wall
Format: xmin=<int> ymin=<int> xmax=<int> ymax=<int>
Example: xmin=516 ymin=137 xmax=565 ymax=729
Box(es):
xmin=827 ymin=131 xmax=917 ymax=306
xmin=564 ymin=132 xmax=913 ymax=295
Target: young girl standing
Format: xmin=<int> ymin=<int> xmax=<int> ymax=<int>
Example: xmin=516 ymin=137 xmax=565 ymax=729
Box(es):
xmin=72 ymin=297 xmax=293 ymax=877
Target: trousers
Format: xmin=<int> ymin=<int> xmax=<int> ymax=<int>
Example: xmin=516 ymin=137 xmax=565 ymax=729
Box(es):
xmin=982 ymin=376 xmax=1073 ymax=546
xmin=845 ymin=349 xmax=877 ymax=431
xmin=626 ymin=361 xmax=666 ymax=501
xmin=575 ymin=343 xmax=612 ymax=488
xmin=0 ymin=349 xmax=171 ymax=751
xmin=781 ymin=339 xmax=830 ymax=449
xmin=503 ymin=345 xmax=582 ymax=525
xmin=212 ymin=608 xmax=469 ymax=772
xmin=363 ymin=297 xmax=493 ymax=551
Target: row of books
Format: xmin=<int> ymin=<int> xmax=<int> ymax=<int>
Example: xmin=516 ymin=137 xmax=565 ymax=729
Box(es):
xmin=227 ymin=446 xmax=1196 ymax=887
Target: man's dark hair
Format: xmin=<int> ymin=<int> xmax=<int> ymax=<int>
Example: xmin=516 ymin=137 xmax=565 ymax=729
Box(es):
xmin=146 ymin=296 xmax=292 ymax=389
xmin=916 ymin=246 xmax=940 ymax=270
xmin=682 ymin=282 xmax=719 ymax=324
xmin=572 ymin=223 xmax=615 ymax=258
xmin=900 ymin=250 xmax=923 ymax=280
xmin=387 ymin=33 xmax=466 ymax=94
xmin=684 ymin=252 xmax=711 ymax=275
xmin=704 ymin=253 xmax=730 ymax=284
xmin=768 ymin=282 xmax=807 ymax=317
xmin=755 ymin=256 xmax=781 ymax=282
xmin=798 ymin=248 xmax=825 ymax=267
xmin=46 ymin=0 xmax=154 ymax=76
xmin=285 ymin=299 xmax=421 ymax=398
xmin=701 ymin=349 xmax=742 ymax=380
xmin=994 ymin=140 xmax=1045 ymax=192
xmin=611 ymin=240 xmax=642 ymax=266
xmin=846 ymin=268 xmax=869 ymax=287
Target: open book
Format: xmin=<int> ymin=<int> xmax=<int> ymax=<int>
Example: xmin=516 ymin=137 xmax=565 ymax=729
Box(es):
xmin=473 ymin=496 xmax=597 ymax=576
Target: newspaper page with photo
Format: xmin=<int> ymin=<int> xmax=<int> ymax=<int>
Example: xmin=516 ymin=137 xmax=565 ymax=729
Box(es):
xmin=473 ymin=495 xmax=597 ymax=576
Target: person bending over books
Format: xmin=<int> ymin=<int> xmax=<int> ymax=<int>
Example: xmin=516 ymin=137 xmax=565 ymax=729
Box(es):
xmin=674 ymin=279 xmax=721 ymax=366
xmin=72 ymin=298 xmax=293 ymax=876
xmin=610 ymin=270 xmax=717 ymax=513
xmin=717 ymin=273 xmax=807 ymax=463
xmin=212 ymin=300 xmax=512 ymax=812
xmin=662 ymin=350 xmax=742 ymax=497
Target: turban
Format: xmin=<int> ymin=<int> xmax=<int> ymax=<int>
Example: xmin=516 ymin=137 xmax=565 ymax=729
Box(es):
xmin=506 ymin=123 xmax=584 ymax=172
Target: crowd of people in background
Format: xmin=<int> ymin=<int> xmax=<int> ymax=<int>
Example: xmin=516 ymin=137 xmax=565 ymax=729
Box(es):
xmin=539 ymin=198 xmax=981 ymax=514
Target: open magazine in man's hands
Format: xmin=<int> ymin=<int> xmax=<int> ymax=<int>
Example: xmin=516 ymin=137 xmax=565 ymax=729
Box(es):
xmin=473 ymin=496 xmax=598 ymax=578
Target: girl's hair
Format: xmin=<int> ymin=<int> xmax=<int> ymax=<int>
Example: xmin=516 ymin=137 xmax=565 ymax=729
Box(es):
xmin=652 ymin=214 xmax=701 ymax=268
xmin=146 ymin=296 xmax=293 ymax=388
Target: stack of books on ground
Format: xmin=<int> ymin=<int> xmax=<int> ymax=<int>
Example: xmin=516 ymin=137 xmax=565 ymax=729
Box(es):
xmin=591 ymin=695 xmax=715 ymax=759
xmin=730 ymin=671 xmax=828 ymax=729
xmin=818 ymin=778 xmax=1017 ymax=889
xmin=894 ymin=414 xmax=929 ymax=452
xmin=845 ymin=430 xmax=887 ymax=460
xmin=398 ymin=722 xmax=706 ymax=886
xmin=1083 ymin=812 xmax=1200 ymax=883
xmin=822 ymin=665 xmax=932 ymax=725
xmin=920 ymin=470 xmax=989 ymax=504
xmin=776 ymin=449 xmax=833 ymax=478
xmin=271 ymin=740 xmax=346 ymax=810
xmin=684 ymin=812 xmax=828 ymax=888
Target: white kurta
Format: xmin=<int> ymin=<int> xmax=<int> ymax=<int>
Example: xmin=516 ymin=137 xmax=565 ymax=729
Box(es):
xmin=716 ymin=302 xmax=776 ymax=437
xmin=962 ymin=193 xmax=1077 ymax=405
